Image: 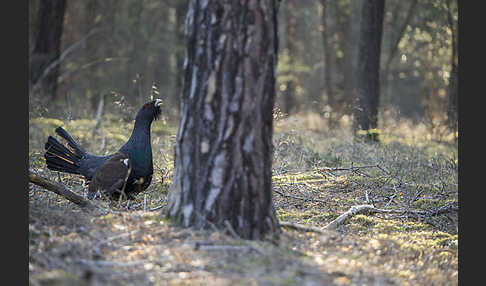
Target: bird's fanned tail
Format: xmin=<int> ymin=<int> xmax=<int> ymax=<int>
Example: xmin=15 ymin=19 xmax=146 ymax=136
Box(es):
xmin=44 ymin=127 xmax=86 ymax=175
xmin=55 ymin=126 xmax=87 ymax=156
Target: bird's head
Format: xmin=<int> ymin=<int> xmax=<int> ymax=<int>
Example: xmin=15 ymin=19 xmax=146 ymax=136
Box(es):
xmin=136 ymin=99 xmax=163 ymax=123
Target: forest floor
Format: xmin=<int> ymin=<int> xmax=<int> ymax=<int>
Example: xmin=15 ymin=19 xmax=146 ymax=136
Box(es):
xmin=28 ymin=111 xmax=458 ymax=286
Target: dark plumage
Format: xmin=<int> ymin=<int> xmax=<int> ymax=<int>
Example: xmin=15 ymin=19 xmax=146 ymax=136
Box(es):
xmin=87 ymin=152 xmax=131 ymax=199
xmin=44 ymin=99 xmax=163 ymax=200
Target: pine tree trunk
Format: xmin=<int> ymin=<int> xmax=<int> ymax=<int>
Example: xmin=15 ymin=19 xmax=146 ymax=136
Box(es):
xmin=172 ymin=0 xmax=189 ymax=117
xmin=320 ymin=0 xmax=336 ymax=124
xmin=446 ymin=0 xmax=458 ymax=136
xmin=354 ymin=0 xmax=385 ymax=142
xmin=166 ymin=0 xmax=281 ymax=240
xmin=85 ymin=0 xmax=100 ymax=114
xmin=343 ymin=0 xmax=362 ymax=115
xmin=30 ymin=0 xmax=67 ymax=101
xmin=282 ymin=0 xmax=297 ymax=115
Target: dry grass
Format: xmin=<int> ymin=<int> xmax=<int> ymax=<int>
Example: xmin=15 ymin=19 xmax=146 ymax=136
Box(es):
xmin=29 ymin=111 xmax=458 ymax=286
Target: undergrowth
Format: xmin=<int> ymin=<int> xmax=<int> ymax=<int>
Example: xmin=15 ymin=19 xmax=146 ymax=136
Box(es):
xmin=28 ymin=111 xmax=458 ymax=285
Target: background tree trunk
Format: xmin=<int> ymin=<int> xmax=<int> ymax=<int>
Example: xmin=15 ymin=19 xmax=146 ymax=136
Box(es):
xmin=85 ymin=0 xmax=101 ymax=114
xmin=166 ymin=0 xmax=281 ymax=240
xmin=446 ymin=0 xmax=458 ymax=137
xmin=320 ymin=0 xmax=336 ymax=125
xmin=342 ymin=0 xmax=362 ymax=116
xmin=125 ymin=1 xmax=145 ymax=106
xmin=353 ymin=0 xmax=385 ymax=142
xmin=282 ymin=0 xmax=298 ymax=115
xmin=30 ymin=0 xmax=67 ymax=101
xmin=171 ymin=0 xmax=189 ymax=119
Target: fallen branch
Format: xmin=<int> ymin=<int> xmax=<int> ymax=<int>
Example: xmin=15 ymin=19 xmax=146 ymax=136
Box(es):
xmin=279 ymin=221 xmax=326 ymax=234
xmin=280 ymin=205 xmax=376 ymax=233
xmin=279 ymin=202 xmax=458 ymax=234
xmin=147 ymin=204 xmax=164 ymax=212
xmin=28 ymin=170 xmax=98 ymax=212
xmin=323 ymin=204 xmax=376 ymax=230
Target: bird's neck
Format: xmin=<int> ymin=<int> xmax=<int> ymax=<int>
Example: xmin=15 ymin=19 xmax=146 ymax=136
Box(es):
xmin=121 ymin=120 xmax=153 ymax=152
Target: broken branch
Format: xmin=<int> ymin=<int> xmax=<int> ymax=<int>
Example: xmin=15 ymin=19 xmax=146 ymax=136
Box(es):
xmin=280 ymin=202 xmax=458 ymax=234
xmin=323 ymin=204 xmax=376 ymax=230
xmin=28 ymin=170 xmax=98 ymax=212
xmin=279 ymin=221 xmax=326 ymax=234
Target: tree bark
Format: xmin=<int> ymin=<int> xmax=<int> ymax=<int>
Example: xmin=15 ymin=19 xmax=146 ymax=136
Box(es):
xmin=85 ymin=0 xmax=101 ymax=114
xmin=320 ymin=0 xmax=336 ymax=124
xmin=342 ymin=0 xmax=362 ymax=116
xmin=166 ymin=0 xmax=281 ymax=240
xmin=174 ymin=1 xmax=189 ymax=114
xmin=282 ymin=0 xmax=297 ymax=115
xmin=29 ymin=0 xmax=67 ymax=101
xmin=353 ymin=0 xmax=385 ymax=142
xmin=125 ymin=0 xmax=145 ymax=106
xmin=446 ymin=0 xmax=458 ymax=136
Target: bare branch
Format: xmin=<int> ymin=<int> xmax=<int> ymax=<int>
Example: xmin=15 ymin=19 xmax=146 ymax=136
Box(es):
xmin=279 ymin=202 xmax=458 ymax=234
xmin=323 ymin=204 xmax=376 ymax=230
xmin=279 ymin=221 xmax=326 ymax=234
xmin=28 ymin=170 xmax=98 ymax=212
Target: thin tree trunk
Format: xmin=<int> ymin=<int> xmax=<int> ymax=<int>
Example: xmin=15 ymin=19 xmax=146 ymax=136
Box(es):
xmin=30 ymin=0 xmax=67 ymax=101
xmin=153 ymin=5 xmax=170 ymax=100
xmin=383 ymin=0 xmax=418 ymax=79
xmin=342 ymin=0 xmax=362 ymax=117
xmin=354 ymin=0 xmax=385 ymax=142
xmin=125 ymin=1 xmax=145 ymax=106
xmin=166 ymin=0 xmax=281 ymax=240
xmin=172 ymin=0 xmax=189 ymax=118
xmin=445 ymin=0 xmax=458 ymax=136
xmin=283 ymin=0 xmax=297 ymax=115
xmin=85 ymin=0 xmax=101 ymax=114
xmin=320 ymin=0 xmax=335 ymax=124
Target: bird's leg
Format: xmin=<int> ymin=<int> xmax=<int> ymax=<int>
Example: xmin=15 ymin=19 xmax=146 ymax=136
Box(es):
xmin=118 ymin=188 xmax=125 ymax=208
xmin=113 ymin=179 xmax=127 ymax=209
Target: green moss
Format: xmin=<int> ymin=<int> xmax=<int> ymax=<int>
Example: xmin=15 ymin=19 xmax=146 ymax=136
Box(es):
xmin=30 ymin=117 xmax=65 ymax=128
xmin=277 ymin=209 xmax=338 ymax=224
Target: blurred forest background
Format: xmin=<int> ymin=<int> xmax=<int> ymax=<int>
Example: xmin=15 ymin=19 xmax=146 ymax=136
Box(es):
xmin=29 ymin=0 xmax=458 ymax=140
xmin=28 ymin=2 xmax=459 ymax=284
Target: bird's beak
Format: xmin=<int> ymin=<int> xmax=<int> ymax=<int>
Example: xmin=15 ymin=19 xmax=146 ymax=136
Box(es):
xmin=154 ymin=99 xmax=163 ymax=107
